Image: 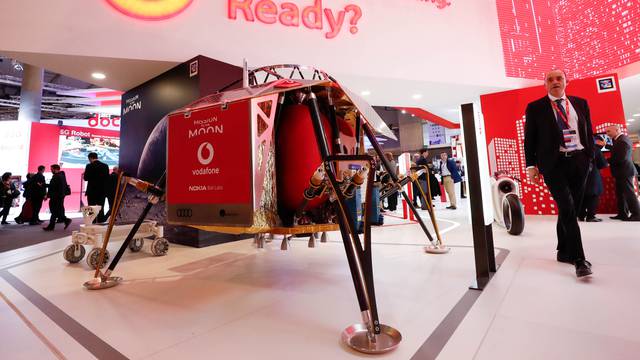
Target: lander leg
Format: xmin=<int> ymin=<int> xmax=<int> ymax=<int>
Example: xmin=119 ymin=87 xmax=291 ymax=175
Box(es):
xmin=307 ymin=91 xmax=401 ymax=353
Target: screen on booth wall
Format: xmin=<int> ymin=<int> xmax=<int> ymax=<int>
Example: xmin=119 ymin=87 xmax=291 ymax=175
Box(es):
xmin=57 ymin=132 xmax=120 ymax=168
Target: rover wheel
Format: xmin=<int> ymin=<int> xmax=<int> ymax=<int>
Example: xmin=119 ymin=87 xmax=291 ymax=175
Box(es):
xmin=87 ymin=248 xmax=110 ymax=269
xmin=129 ymin=238 xmax=144 ymax=252
xmin=63 ymin=244 xmax=85 ymax=263
xmin=151 ymin=238 xmax=169 ymax=256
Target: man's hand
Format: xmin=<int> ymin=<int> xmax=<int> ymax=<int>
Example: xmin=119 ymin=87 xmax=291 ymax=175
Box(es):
xmin=527 ymin=167 xmax=541 ymax=184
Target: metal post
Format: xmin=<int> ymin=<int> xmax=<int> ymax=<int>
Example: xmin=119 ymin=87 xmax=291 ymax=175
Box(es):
xmin=460 ymin=103 xmax=495 ymax=289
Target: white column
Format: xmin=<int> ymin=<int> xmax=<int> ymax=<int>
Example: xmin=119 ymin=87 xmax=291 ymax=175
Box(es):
xmin=17 ymin=63 xmax=44 ymax=122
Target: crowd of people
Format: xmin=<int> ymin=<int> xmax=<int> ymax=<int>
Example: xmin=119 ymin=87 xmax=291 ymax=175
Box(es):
xmin=378 ymin=149 xmax=465 ymax=213
xmin=1 ymin=164 xmax=71 ymax=230
xmin=0 ymin=152 xmax=119 ymax=231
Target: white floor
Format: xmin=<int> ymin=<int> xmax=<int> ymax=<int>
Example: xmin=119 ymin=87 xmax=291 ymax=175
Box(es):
xmin=1 ymin=198 xmax=639 ymax=359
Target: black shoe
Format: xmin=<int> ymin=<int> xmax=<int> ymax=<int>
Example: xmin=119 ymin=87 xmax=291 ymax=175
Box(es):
xmin=578 ymin=216 xmax=585 ymax=222
xmin=586 ymin=217 xmax=602 ymax=222
xmin=1 ymin=221 xmax=9 ymax=225
xmin=14 ymin=217 xmax=24 ymax=224
xmin=575 ymin=259 xmax=593 ymax=278
xmin=63 ymin=218 xmax=72 ymax=230
xmin=461 ymin=196 xmax=467 ymax=199
xmin=610 ymin=215 xmax=629 ymax=220
xmin=446 ymin=206 xmax=457 ymax=210
xmin=42 ymin=226 xmax=54 ymax=231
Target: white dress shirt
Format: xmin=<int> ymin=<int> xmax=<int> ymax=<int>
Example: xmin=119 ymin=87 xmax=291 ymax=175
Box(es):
xmin=548 ymin=93 xmax=584 ymax=152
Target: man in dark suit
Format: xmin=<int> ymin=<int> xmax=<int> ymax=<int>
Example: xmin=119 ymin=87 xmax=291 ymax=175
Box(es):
xmin=29 ymin=165 xmax=47 ymax=225
xmin=579 ymin=137 xmax=608 ymax=222
xmin=84 ymin=152 xmax=110 ymax=223
xmin=605 ymin=125 xmax=640 ymax=221
xmin=524 ymin=69 xmax=594 ymax=278
xmin=43 ymin=164 xmax=71 ymax=231
xmin=439 ymin=152 xmax=462 ymax=210
xmin=416 ymin=149 xmax=431 ymax=210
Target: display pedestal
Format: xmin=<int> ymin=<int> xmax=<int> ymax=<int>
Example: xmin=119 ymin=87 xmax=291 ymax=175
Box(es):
xmin=165 ymin=225 xmax=247 ymax=248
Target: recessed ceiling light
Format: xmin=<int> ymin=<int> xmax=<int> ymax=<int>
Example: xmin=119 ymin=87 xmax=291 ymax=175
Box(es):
xmin=360 ymin=90 xmax=371 ymax=96
xmin=412 ymin=94 xmax=422 ymax=100
xmin=91 ymin=72 xmax=106 ymax=80
xmin=401 ymin=110 xmax=406 ymax=114
xmin=628 ymin=118 xmax=635 ymax=122
xmin=633 ymin=113 xmax=640 ymax=117
xmin=411 ymin=114 xmax=415 ymax=117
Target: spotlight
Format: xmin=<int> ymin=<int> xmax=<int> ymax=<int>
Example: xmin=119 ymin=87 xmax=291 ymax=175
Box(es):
xmin=92 ymin=72 xmax=106 ymax=80
xmin=360 ymin=90 xmax=371 ymax=96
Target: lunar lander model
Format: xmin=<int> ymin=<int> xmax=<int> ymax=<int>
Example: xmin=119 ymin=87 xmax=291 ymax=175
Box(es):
xmin=85 ymin=64 xmax=447 ymax=354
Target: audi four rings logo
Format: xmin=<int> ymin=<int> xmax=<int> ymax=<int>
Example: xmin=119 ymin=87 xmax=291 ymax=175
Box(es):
xmin=176 ymin=208 xmax=193 ymax=217
xmin=197 ymin=142 xmax=214 ymax=165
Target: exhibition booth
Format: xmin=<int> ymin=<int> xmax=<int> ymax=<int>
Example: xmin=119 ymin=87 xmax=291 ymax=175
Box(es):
xmin=0 ymin=118 xmax=120 ymax=212
xmin=1 ymin=1 xmax=640 ymax=359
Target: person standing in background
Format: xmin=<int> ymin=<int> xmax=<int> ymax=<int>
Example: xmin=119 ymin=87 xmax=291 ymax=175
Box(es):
xmin=104 ymin=166 xmax=119 ymax=221
xmin=605 ymin=125 xmax=640 ymax=221
xmin=30 ymin=165 xmax=46 ymax=225
xmin=84 ymin=152 xmax=110 ymax=223
xmin=416 ymin=149 xmax=431 ymax=210
xmin=43 ymin=164 xmax=71 ymax=231
xmin=1 ymin=172 xmax=19 ymax=225
xmin=456 ymin=160 xmax=467 ymax=199
xmin=439 ymin=153 xmax=462 ymax=209
xmin=579 ymin=136 xmax=608 ymax=222
xmin=524 ymin=69 xmax=593 ymax=277
xmin=14 ymin=173 xmax=34 ymax=224
xmin=384 ymin=153 xmax=398 ymax=211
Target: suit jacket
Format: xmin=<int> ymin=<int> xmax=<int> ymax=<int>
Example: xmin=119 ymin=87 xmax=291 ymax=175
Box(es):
xmin=524 ymin=95 xmax=595 ymax=174
xmin=31 ymin=172 xmax=47 ymax=199
xmin=84 ymin=160 xmax=109 ymax=197
xmin=416 ymin=157 xmax=430 ymax=181
xmin=48 ymin=171 xmax=68 ymax=199
xmin=439 ymin=158 xmax=462 ymax=183
xmin=607 ymin=134 xmax=636 ymax=178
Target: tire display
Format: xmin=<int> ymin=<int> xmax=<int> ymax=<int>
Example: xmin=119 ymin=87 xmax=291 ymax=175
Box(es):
xmin=503 ymin=194 xmax=525 ymax=235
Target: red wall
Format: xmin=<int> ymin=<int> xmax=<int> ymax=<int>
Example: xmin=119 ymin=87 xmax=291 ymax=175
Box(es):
xmin=28 ymin=123 xmax=119 ymax=212
xmin=481 ymin=74 xmax=627 ymax=215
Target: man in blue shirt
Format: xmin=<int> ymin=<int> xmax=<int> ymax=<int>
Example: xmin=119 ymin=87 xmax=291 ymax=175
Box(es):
xmin=439 ymin=152 xmax=462 ymax=209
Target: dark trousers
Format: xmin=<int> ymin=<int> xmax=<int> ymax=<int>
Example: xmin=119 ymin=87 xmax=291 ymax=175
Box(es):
xmin=460 ymin=180 xmax=467 ymax=198
xmin=0 ymin=199 xmax=11 ymax=222
xmin=87 ymin=193 xmax=106 ymax=222
xmin=412 ymin=181 xmax=426 ymax=208
xmin=387 ymin=193 xmax=398 ymax=211
xmin=31 ymin=196 xmax=44 ymax=222
xmin=48 ymin=197 xmax=67 ymax=226
xmin=104 ymin=194 xmax=115 ymax=221
xmin=543 ymin=152 xmax=590 ymax=261
xmin=614 ymin=176 xmax=640 ymax=217
xmin=579 ymin=194 xmax=600 ymax=220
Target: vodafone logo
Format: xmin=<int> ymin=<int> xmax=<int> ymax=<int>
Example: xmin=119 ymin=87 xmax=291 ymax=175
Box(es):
xmin=106 ymin=0 xmax=193 ymax=20
xmin=197 ymin=142 xmax=214 ymax=165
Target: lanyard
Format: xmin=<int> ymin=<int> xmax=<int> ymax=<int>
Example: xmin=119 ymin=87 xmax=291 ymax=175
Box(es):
xmin=550 ymin=98 xmax=571 ymax=127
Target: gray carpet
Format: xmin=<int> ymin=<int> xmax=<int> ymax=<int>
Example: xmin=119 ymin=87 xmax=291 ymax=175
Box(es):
xmin=0 ymin=220 xmax=81 ymax=253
